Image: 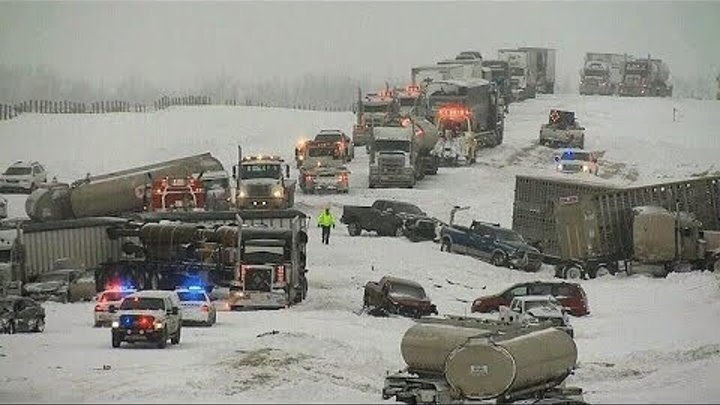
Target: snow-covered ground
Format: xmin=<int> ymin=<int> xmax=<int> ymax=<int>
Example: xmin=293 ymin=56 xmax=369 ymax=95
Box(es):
xmin=1 ymin=95 xmax=720 ymax=403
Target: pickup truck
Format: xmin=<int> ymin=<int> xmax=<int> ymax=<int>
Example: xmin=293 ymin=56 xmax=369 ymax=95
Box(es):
xmin=340 ymin=199 xmax=437 ymax=241
xmin=439 ymin=220 xmax=542 ymax=272
xmin=499 ymin=295 xmax=574 ymax=338
xmin=363 ymin=276 xmax=437 ymax=318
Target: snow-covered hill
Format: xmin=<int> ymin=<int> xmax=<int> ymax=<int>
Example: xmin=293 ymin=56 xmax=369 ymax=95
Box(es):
xmin=1 ymin=95 xmax=719 ymax=403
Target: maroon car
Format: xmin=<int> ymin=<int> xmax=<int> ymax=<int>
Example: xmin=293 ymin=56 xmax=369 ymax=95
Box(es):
xmin=471 ymin=281 xmax=589 ymax=317
xmin=363 ymin=276 xmax=438 ymax=319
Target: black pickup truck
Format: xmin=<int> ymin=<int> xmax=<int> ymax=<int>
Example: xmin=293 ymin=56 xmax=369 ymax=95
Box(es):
xmin=340 ymin=199 xmax=437 ymax=242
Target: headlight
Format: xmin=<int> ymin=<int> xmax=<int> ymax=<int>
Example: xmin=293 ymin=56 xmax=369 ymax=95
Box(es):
xmin=272 ymin=186 xmax=284 ymax=198
xmin=557 ymin=164 xmax=563 ymax=170
xmin=238 ymin=187 xmax=247 ymax=198
xmin=111 ymin=321 xmax=119 ymax=328
xmin=154 ymin=321 xmax=164 ymax=330
xmin=582 ymin=165 xmax=590 ymax=172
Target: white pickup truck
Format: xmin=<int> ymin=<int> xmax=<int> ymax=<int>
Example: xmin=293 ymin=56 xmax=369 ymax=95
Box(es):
xmin=499 ymin=295 xmax=574 ymax=338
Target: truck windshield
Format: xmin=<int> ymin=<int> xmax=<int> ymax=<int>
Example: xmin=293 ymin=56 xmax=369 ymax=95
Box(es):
xmin=392 ymin=203 xmax=424 ymax=215
xmin=496 ymin=229 xmax=524 ymax=243
xmin=584 ymin=69 xmax=605 ymax=77
xmin=364 ymin=104 xmax=389 ymax=113
xmin=308 ymin=147 xmax=337 ymax=158
xmin=101 ymin=291 xmax=132 ymax=302
xmin=561 ymin=151 xmax=591 ymax=161
xmin=389 ymin=284 xmax=426 ymax=299
xmin=204 ymin=178 xmax=229 ymax=190
xmin=509 ymin=67 xmax=525 ymax=76
xmin=177 ymin=291 xmax=207 ymax=302
xmin=314 ymin=134 xmax=342 ymax=142
xmin=375 ymin=140 xmax=410 ymax=153
xmin=241 ymin=164 xmax=281 ymax=179
xmin=427 ymin=83 xmax=466 ymax=97
xmin=3 ymin=167 xmax=31 ymax=175
xmin=120 ymin=297 xmax=165 ymax=311
xmin=399 ymin=97 xmax=416 ymax=107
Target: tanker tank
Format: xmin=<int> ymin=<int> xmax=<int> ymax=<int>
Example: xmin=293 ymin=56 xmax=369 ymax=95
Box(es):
xmin=26 ymin=153 xmax=224 ymax=222
xmin=399 ymin=322 xmax=577 ymax=400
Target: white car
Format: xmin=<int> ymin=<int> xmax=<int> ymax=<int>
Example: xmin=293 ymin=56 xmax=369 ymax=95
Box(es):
xmin=554 ymin=149 xmax=599 ymax=175
xmin=500 ymin=295 xmax=574 ymax=337
xmin=176 ymin=287 xmax=216 ymax=326
xmin=0 ymin=161 xmax=47 ymax=193
xmin=0 ymin=195 xmax=6 ymax=219
xmin=93 ymin=287 xmax=137 ymax=327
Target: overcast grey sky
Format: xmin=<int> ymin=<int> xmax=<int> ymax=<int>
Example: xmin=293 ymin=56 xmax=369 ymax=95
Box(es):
xmin=1 ymin=1 xmax=719 ymax=90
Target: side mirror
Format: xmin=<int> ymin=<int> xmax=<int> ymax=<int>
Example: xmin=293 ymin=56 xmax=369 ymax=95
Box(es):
xmin=172 ymin=307 xmax=179 ymax=315
xmin=108 ymin=305 xmax=117 ymax=313
xmin=285 ymin=164 xmax=290 ymax=179
xmin=554 ymin=156 xmax=560 ymax=163
xmin=232 ymin=165 xmax=237 ymax=179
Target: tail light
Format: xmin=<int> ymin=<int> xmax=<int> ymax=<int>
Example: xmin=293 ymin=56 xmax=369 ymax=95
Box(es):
xmin=200 ymin=304 xmax=209 ymax=313
xmin=240 ymin=265 xmax=248 ymax=281
xmin=94 ymin=304 xmax=105 ymax=312
xmin=276 ymin=265 xmax=285 ymax=282
xmin=305 ymin=175 xmax=314 ymax=183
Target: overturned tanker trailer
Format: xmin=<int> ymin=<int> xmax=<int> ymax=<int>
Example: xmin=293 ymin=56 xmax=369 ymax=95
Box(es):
xmin=25 ymin=153 xmax=224 ymax=222
xmin=383 ymin=317 xmax=585 ymax=404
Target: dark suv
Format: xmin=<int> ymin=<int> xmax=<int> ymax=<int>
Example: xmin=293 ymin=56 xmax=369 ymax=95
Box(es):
xmin=471 ymin=281 xmax=590 ymax=317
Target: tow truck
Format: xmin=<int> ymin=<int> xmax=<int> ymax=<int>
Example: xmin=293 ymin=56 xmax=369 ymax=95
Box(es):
xmin=148 ymin=175 xmax=206 ymax=212
xmin=297 ymin=139 xmax=351 ymax=194
xmin=432 ymin=105 xmax=478 ymax=166
xmin=352 ymin=89 xmax=399 ymax=147
xmin=234 ymin=154 xmax=295 ymax=209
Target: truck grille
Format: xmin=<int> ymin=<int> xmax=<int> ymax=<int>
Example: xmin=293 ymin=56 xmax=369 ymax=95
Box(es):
xmin=246 ymin=184 xmax=270 ymax=197
xmin=378 ymin=155 xmax=405 ymax=173
xmin=245 ymin=267 xmax=272 ymax=292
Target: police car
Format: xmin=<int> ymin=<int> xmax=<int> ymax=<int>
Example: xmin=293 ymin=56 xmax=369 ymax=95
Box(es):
xmin=93 ymin=285 xmax=137 ymax=327
xmin=175 ymin=286 xmax=217 ymax=326
xmin=554 ymin=149 xmax=599 ymax=175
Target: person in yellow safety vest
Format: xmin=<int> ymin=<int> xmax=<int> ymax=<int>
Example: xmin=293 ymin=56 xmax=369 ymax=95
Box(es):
xmin=317 ymin=207 xmax=336 ymax=245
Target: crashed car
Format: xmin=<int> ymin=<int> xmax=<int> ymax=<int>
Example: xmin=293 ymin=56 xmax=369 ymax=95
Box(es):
xmin=555 ymin=148 xmax=599 ymax=175
xmin=363 ymin=276 xmax=438 ymax=318
xmin=341 ymin=199 xmax=438 ymax=242
xmin=471 ymin=281 xmax=590 ymax=317
xmin=23 ymin=268 xmax=88 ymax=303
xmin=1 ymin=295 xmax=46 ymax=334
xmin=500 ymin=295 xmax=574 ymax=338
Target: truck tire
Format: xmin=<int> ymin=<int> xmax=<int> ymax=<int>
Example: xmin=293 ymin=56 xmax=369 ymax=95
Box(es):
xmin=440 ymin=238 xmax=452 ymax=252
xmin=170 ymin=327 xmax=181 ymax=345
xmin=157 ymin=330 xmax=168 ymax=348
xmin=111 ymin=333 xmax=122 ymax=348
xmin=394 ymin=225 xmax=404 ymax=237
xmin=347 ymin=222 xmax=361 ymax=236
xmin=491 ymin=252 xmax=507 ymax=267
xmin=33 ymin=317 xmax=45 ymax=333
xmin=563 ymin=265 xmax=584 ymax=280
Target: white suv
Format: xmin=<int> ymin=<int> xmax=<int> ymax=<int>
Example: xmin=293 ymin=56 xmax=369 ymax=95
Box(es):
xmin=110 ymin=290 xmax=182 ymax=348
xmin=0 ymin=161 xmax=47 ymax=193
xmin=176 ymin=287 xmax=217 ymax=326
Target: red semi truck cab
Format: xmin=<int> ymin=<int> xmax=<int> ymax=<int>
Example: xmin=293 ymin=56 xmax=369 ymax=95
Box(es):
xmin=149 ymin=176 xmax=206 ymax=212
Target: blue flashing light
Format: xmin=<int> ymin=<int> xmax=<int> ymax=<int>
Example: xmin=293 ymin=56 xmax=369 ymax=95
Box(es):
xmin=187 ymin=285 xmax=204 ymax=291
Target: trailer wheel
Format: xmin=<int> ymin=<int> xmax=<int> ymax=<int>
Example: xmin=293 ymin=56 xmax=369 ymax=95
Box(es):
xmin=563 ymin=265 xmax=583 ymax=280
xmin=590 ymin=264 xmax=612 ymax=279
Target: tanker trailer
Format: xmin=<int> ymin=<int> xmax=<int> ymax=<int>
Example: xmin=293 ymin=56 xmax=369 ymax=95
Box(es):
xmin=383 ymin=321 xmax=584 ymax=404
xmin=401 ymin=116 xmax=440 ymax=176
xmin=26 ymin=153 xmax=225 ymax=222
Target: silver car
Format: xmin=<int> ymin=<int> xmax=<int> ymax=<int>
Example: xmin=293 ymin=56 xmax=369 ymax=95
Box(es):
xmin=0 ymin=161 xmax=47 ymax=193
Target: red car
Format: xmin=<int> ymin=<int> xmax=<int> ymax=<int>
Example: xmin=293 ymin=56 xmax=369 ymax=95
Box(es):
xmin=471 ymin=281 xmax=589 ymax=317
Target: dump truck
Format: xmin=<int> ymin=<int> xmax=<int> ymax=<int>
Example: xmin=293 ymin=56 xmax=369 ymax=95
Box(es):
xmin=518 ymin=47 xmax=556 ymax=94
xmin=425 ymin=79 xmax=504 ymax=148
xmin=233 ymin=152 xmax=295 ymax=209
xmin=539 ymin=110 xmax=586 ymax=148
xmin=498 ymin=49 xmax=536 ymax=101
xmin=512 ymin=174 xmax=720 ymax=279
xmin=618 ymin=56 xmax=672 ymax=97
xmin=382 ymin=317 xmax=584 ymax=404
xmin=25 ymin=153 xmax=225 ymax=222
xmin=97 ymin=209 xmax=309 ymax=297
xmin=297 ymin=139 xmax=350 ymax=194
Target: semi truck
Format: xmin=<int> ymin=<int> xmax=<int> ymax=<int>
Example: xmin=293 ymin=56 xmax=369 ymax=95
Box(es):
xmin=618 ymin=56 xmax=672 ymax=97
xmin=518 ymin=47 xmax=556 ymax=94
xmin=233 ymin=153 xmax=296 ymax=209
xmin=498 ymin=49 xmax=536 ymax=101
xmin=25 ymin=153 xmax=225 ymax=222
xmin=368 ymin=126 xmax=417 ymax=189
xmin=383 ymin=317 xmax=584 ymax=404
xmin=579 ymin=53 xmax=630 ymax=95
xmin=352 ymin=88 xmax=399 ymax=147
xmin=97 ymin=209 xmax=308 ymax=297
xmin=482 ymin=60 xmax=512 ymax=110
xmin=511 ymin=174 xmax=720 ymax=279
xmin=425 ymin=79 xmax=504 ymax=148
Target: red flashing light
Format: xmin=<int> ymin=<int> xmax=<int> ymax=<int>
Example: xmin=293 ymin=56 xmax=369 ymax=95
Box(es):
xmin=240 ymin=265 xmax=248 ymax=281
xmin=276 ymin=265 xmax=285 ymax=282
xmin=200 ymin=304 xmax=210 ymax=313
xmin=438 ymin=105 xmax=471 ymax=120
xmin=401 ymin=118 xmax=412 ymax=128
xmin=94 ymin=304 xmax=104 ymax=312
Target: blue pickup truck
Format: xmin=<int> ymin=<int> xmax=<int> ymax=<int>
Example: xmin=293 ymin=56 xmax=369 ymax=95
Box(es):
xmin=439 ymin=220 xmax=542 ymax=272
